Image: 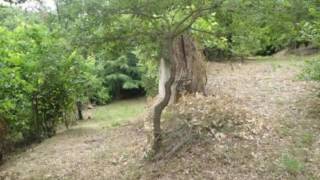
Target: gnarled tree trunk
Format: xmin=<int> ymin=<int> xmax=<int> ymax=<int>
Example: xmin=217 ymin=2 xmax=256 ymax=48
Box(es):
xmin=146 ymin=34 xmax=207 ymax=155
xmin=76 ymin=101 xmax=83 ymax=120
xmin=0 ymin=119 xmax=7 ymax=163
xmin=145 ymin=37 xmax=176 ymax=154
xmin=170 ymin=34 xmax=207 ymax=103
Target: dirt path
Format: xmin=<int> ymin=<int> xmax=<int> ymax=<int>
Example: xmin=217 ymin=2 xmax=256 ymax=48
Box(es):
xmin=1 ymin=58 xmax=320 ymax=179
xmin=0 ymin=121 xmax=147 ymax=179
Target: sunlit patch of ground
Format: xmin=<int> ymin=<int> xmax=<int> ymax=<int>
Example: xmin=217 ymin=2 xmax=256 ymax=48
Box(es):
xmin=79 ymin=97 xmax=146 ymax=129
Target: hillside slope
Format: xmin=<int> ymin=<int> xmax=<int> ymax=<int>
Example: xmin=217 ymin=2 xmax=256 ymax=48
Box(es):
xmin=1 ymin=57 xmax=320 ymax=179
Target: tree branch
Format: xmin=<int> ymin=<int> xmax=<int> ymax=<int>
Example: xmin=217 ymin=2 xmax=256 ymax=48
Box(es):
xmin=172 ymin=1 xmax=224 ymax=37
xmin=190 ymin=28 xmax=216 ymax=36
xmin=173 ymin=7 xmax=207 ymax=34
xmin=118 ymin=9 xmax=163 ymax=20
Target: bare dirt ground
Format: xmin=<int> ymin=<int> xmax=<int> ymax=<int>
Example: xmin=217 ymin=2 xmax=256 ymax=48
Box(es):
xmin=1 ymin=57 xmax=320 ymax=180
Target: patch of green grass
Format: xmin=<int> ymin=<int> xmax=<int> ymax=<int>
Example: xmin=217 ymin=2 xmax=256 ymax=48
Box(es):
xmin=308 ymin=175 xmax=318 ymax=180
xmin=122 ymin=164 xmax=142 ymax=180
xmin=301 ymin=133 xmax=314 ymax=146
xmin=277 ymin=125 xmax=292 ymax=137
xmin=276 ymin=119 xmax=296 ymax=137
xmin=85 ymin=98 xmax=146 ymax=128
xmin=295 ymin=132 xmax=315 ymax=147
xmin=279 ymin=153 xmax=304 ymax=175
xmin=111 ymin=121 xmax=122 ymax=127
xmin=254 ymin=55 xmax=319 ymax=67
xmin=271 ymin=62 xmax=282 ymax=71
xmin=162 ymin=110 xmax=174 ymax=121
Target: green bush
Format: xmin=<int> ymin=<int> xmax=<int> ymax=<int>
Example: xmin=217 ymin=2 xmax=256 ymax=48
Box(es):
xmin=280 ymin=153 xmax=304 ymax=175
xmin=301 ymin=56 xmax=320 ymax=81
xmin=0 ymin=23 xmax=105 ymax=142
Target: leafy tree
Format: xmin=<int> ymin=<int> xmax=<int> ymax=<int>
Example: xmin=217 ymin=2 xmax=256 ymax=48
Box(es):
xmin=0 ymin=19 xmax=102 ymax=141
xmin=205 ymin=0 xmax=320 ymax=57
xmin=52 ymin=0 xmax=145 ymax=100
xmin=100 ymin=0 xmax=223 ymax=154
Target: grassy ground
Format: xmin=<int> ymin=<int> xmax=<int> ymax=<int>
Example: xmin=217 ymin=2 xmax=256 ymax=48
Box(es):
xmin=78 ymin=97 xmax=146 ymax=129
xmin=0 ymin=55 xmax=320 ymax=179
xmin=254 ymin=54 xmax=320 ymax=66
xmin=0 ymin=98 xmax=147 ymax=179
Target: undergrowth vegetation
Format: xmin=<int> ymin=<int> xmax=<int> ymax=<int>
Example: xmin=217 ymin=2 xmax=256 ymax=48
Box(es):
xmin=154 ymin=94 xmax=257 ymax=160
xmin=0 ymin=24 xmax=105 ymax=143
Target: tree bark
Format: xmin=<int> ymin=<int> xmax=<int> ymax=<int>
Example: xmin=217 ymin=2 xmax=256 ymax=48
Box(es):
xmin=76 ymin=101 xmax=84 ymax=120
xmin=31 ymin=93 xmax=41 ymax=138
xmin=170 ymin=34 xmax=207 ymax=103
xmin=147 ymin=34 xmax=207 ymax=155
xmin=0 ymin=119 xmax=6 ymax=163
xmin=150 ymin=37 xmax=176 ymax=153
xmin=158 ymin=58 xmax=171 ymax=98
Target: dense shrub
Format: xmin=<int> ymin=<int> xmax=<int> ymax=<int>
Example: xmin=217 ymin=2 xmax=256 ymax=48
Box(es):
xmin=0 ymin=23 xmax=105 ymax=143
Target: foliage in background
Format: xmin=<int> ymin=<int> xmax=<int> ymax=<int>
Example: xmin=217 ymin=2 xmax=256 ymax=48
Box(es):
xmin=52 ymin=0 xmax=146 ymax=99
xmin=205 ymin=0 xmax=320 ymax=57
xmin=134 ymin=46 xmax=159 ymax=97
xmin=300 ymin=4 xmax=320 ymax=46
